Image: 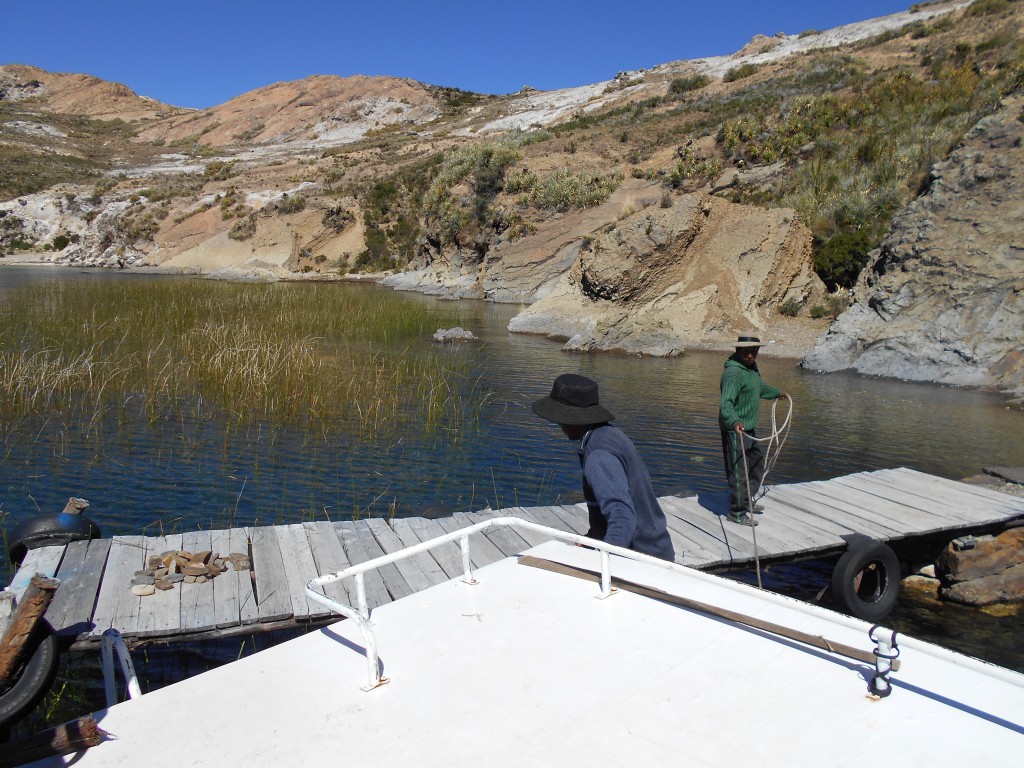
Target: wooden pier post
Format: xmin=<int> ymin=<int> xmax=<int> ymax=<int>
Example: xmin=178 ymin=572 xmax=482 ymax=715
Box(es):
xmin=0 ymin=575 xmax=60 ymax=685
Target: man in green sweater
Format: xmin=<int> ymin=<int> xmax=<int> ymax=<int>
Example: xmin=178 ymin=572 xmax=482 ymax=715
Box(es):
xmin=719 ymin=335 xmax=788 ymax=526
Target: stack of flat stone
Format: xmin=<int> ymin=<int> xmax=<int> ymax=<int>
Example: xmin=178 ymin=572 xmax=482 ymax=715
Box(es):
xmin=130 ymin=550 xmax=251 ymax=596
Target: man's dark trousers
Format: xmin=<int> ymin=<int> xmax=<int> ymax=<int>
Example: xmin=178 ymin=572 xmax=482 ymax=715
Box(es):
xmin=720 ymin=429 xmax=765 ymax=512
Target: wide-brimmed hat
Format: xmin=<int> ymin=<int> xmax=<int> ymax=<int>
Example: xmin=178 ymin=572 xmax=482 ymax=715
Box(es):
xmin=735 ymin=334 xmax=766 ymax=348
xmin=532 ymin=374 xmax=615 ymax=426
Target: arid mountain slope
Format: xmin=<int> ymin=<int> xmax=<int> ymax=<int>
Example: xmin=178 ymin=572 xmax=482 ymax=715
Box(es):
xmin=0 ymin=64 xmax=178 ymax=121
xmin=1 ymin=0 xmax=1022 ymax=393
xmin=132 ymin=75 xmax=443 ymax=148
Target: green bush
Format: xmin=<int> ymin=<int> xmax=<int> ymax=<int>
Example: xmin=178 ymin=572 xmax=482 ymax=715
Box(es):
xmin=668 ymin=75 xmax=711 ymax=97
xmin=809 ymin=304 xmax=828 ymax=319
xmin=228 ymin=213 xmax=257 ymax=241
xmin=355 ymin=226 xmax=398 ymax=272
xmin=724 ymin=63 xmax=759 ymax=82
xmin=203 ymin=161 xmax=236 ymax=181
xmin=779 ymin=299 xmax=802 ymax=317
xmin=322 ymin=207 xmax=355 ymax=232
xmin=815 ymin=230 xmax=874 ymax=290
xmin=92 ymin=177 xmax=117 ymax=197
xmin=668 ymin=146 xmax=722 ymax=188
xmin=521 ymin=170 xmax=621 ymax=211
xmin=967 ymin=0 xmax=1013 ymax=17
xmin=279 ymin=194 xmax=306 ymax=215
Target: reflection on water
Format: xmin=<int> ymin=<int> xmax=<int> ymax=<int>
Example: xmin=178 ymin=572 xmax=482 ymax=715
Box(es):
xmin=2 ymin=266 xmax=1024 ymax=671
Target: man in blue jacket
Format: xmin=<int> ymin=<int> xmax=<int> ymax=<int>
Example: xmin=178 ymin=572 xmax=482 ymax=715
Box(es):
xmin=533 ymin=374 xmax=675 ymax=561
xmin=719 ymin=335 xmax=788 ymax=526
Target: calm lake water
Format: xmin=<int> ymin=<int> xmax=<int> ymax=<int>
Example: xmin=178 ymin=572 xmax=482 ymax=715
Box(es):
xmin=2 ymin=264 xmax=1023 ymax=673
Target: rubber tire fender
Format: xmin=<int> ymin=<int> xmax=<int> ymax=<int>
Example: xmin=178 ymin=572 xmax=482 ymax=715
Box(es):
xmin=0 ymin=625 xmax=61 ymax=730
xmin=8 ymin=513 xmax=102 ymax=564
xmin=831 ymin=538 xmax=901 ymax=622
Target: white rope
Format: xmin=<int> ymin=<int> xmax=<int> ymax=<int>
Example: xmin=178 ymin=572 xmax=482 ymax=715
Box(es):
xmin=738 ymin=395 xmax=794 ymax=589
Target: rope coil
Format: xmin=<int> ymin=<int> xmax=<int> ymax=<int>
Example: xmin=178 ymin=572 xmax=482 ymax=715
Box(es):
xmin=738 ymin=396 xmax=794 ymax=588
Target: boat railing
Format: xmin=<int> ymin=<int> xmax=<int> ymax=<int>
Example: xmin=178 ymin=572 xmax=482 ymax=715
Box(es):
xmin=304 ymin=514 xmax=1024 ymax=696
xmin=305 ymin=516 xmax=658 ymax=690
xmin=306 ymin=515 xmax=895 ymax=692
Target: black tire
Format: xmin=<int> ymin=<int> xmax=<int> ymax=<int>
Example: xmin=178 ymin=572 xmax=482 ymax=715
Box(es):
xmin=416 ymin=503 xmax=453 ymax=520
xmin=831 ymin=539 xmax=901 ymax=622
xmin=0 ymin=625 xmax=61 ymax=729
xmin=8 ymin=513 xmax=101 ymax=564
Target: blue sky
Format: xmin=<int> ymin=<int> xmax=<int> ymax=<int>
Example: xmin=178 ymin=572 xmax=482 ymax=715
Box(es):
xmin=5 ymin=1 xmax=919 ymax=109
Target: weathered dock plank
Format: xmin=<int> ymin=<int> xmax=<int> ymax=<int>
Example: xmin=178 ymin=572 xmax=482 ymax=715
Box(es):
xmin=275 ymin=524 xmax=332 ymax=621
xmin=388 ymin=518 xmax=452 ymax=587
xmin=136 ymin=534 xmax=182 ymax=638
xmin=335 ymin=521 xmax=394 ymax=609
xmin=249 ymin=526 xmax=292 ymax=623
xmin=402 ymin=517 xmax=466 ymax=579
xmin=47 ymin=538 xmax=110 ymax=638
xmin=434 ymin=515 xmax=504 ymax=568
xmin=89 ymin=536 xmax=145 ymax=637
xmin=364 ymin=518 xmax=435 ymax=594
xmin=775 ymin=484 xmax=911 ymax=538
xmin=9 ymin=546 xmax=65 ymax=601
xmin=457 ymin=511 xmax=536 ymax=556
xmin=349 ymin=520 xmax=414 ymax=602
xmin=180 ymin=531 xmax=216 ymax=633
xmin=303 ymin=521 xmax=354 ymax=608
xmin=866 ymin=469 xmax=1021 ymax=520
xmin=497 ymin=509 xmax=558 ymax=548
xmin=515 ymin=506 xmax=577 ymax=536
xmin=7 ymin=468 xmax=1023 ymax=648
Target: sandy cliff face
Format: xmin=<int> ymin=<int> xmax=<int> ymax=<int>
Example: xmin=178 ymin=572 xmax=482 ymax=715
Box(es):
xmin=803 ymin=93 xmax=1024 ymax=397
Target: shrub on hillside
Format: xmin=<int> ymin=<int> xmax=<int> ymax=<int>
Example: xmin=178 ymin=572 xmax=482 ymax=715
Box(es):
xmin=724 ymin=63 xmax=759 ymax=82
xmin=228 ymin=213 xmax=257 ymax=241
xmin=278 ymin=194 xmax=306 ymax=215
xmin=814 ymin=230 xmax=874 ymax=290
xmin=669 ymin=75 xmax=711 ymax=97
xmin=779 ymin=299 xmax=802 ymax=317
xmin=520 ymin=170 xmax=621 ymax=212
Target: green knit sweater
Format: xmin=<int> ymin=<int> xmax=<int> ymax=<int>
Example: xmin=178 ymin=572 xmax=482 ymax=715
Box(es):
xmin=718 ymin=357 xmax=782 ymax=432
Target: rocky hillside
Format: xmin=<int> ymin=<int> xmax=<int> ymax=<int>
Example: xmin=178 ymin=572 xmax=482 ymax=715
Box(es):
xmin=803 ymin=90 xmax=1024 ymax=397
xmin=2 ymin=1 xmax=1022 ymax=395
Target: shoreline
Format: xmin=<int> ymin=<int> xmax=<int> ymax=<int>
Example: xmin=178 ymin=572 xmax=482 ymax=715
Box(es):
xmin=1 ymin=259 xmax=829 ymax=359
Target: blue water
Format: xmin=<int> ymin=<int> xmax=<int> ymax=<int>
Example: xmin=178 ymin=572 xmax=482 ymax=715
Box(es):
xmin=2 ymin=265 xmax=1024 ymax=672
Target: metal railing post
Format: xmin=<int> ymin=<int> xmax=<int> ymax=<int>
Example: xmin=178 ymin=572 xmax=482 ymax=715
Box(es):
xmin=460 ymin=533 xmax=476 ymax=584
xmin=100 ymin=628 xmax=142 ymax=707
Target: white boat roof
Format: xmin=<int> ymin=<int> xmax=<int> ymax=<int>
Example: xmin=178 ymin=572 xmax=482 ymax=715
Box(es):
xmin=28 ymin=539 xmax=1024 ymax=767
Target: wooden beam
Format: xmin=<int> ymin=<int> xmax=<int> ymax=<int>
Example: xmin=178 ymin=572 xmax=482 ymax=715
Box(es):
xmin=0 ymin=575 xmax=60 ymax=685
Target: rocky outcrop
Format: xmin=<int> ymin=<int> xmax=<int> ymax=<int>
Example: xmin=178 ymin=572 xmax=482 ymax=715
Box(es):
xmin=802 ymin=93 xmax=1024 ymax=398
xmin=383 ymin=179 xmax=668 ymax=302
xmin=936 ymin=529 xmax=1024 ymax=607
xmin=506 ymin=194 xmax=825 ymax=355
xmin=385 ymin=182 xmax=825 ymax=357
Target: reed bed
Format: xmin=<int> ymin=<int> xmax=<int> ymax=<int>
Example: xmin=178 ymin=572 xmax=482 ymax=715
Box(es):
xmin=0 ymin=280 xmax=487 ymax=441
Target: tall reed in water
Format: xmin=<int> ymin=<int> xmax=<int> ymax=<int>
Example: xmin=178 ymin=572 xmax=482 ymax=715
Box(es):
xmin=0 ymin=280 xmax=485 ymax=440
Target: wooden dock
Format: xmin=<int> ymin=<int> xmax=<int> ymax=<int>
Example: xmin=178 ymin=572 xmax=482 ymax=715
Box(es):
xmin=6 ymin=467 xmax=1024 ymax=649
